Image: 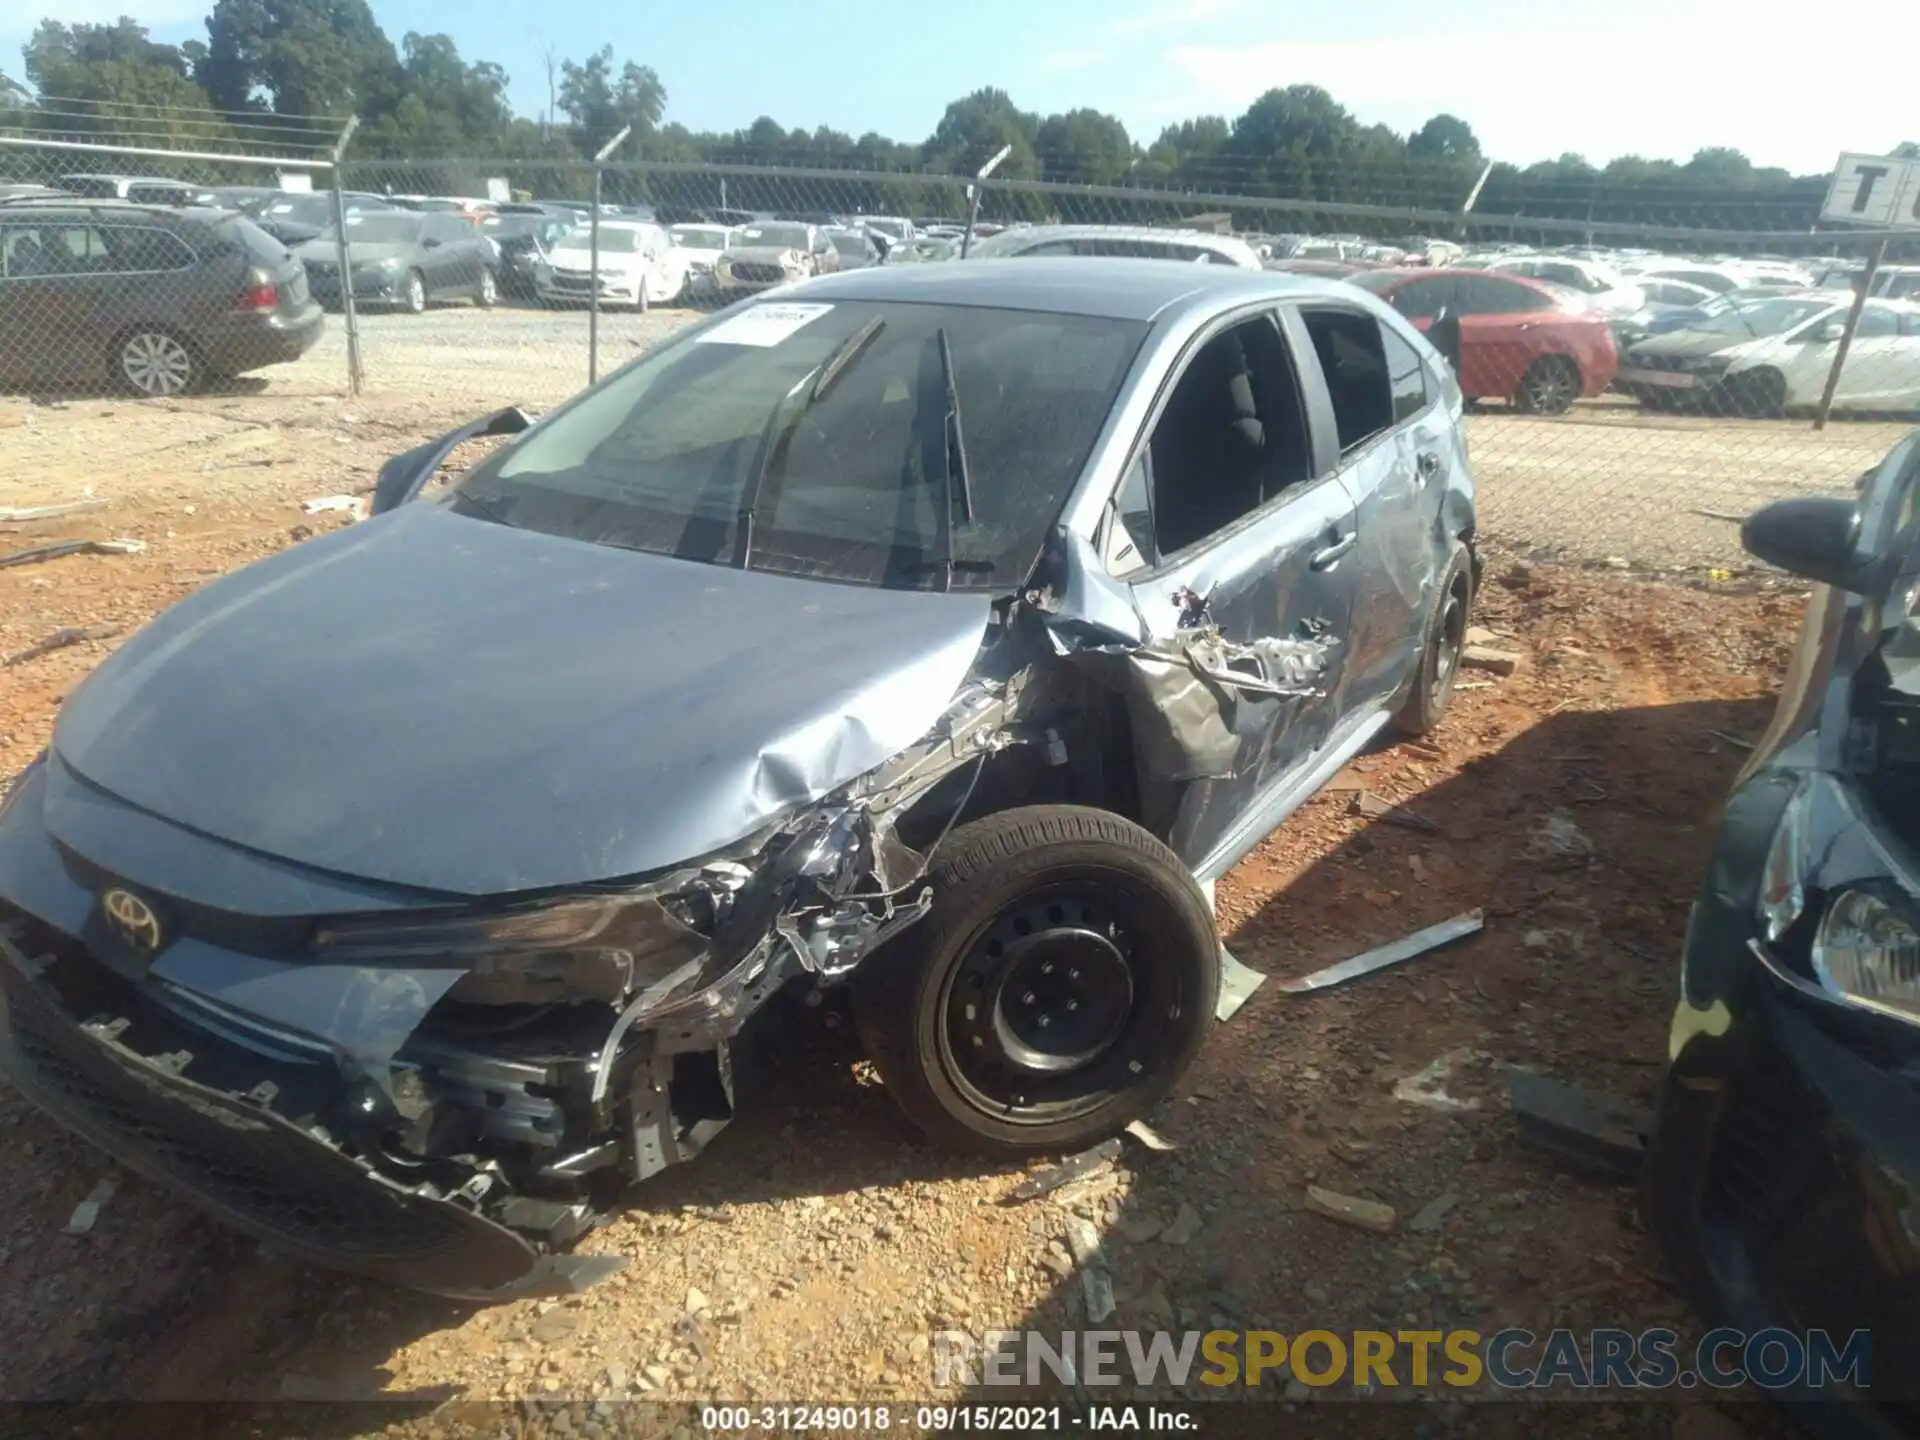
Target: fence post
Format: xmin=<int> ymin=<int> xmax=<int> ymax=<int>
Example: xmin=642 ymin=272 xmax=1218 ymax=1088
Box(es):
xmin=329 ymin=116 xmax=363 ymax=397
xmin=960 ymin=145 xmax=1012 ymax=259
xmin=588 ymin=125 xmax=633 ymax=387
xmin=1813 ymin=237 xmax=1888 ymax=432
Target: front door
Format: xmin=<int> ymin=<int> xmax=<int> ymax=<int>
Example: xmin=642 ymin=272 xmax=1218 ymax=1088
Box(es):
xmin=1109 ymin=309 xmax=1359 ymax=869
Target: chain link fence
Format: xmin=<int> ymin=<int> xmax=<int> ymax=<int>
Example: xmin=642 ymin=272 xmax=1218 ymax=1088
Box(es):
xmin=1 ymin=131 xmax=1915 ymax=575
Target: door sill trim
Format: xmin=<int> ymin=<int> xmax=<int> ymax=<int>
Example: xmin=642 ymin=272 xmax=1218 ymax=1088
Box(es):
xmin=1192 ymin=706 xmax=1394 ymax=883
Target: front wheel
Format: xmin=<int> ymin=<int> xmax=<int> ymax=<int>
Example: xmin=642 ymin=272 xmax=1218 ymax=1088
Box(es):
xmin=473 ymin=267 xmax=497 ymax=308
xmin=1514 ymin=355 xmax=1580 ymax=415
xmin=853 ymin=805 xmax=1218 ymax=1156
xmin=1727 ymin=367 xmax=1786 ymax=419
xmin=402 ymin=269 xmax=427 ymax=315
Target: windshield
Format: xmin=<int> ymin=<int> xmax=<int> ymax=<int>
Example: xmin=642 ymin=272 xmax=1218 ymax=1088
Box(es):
xmin=450 ymin=299 xmax=1147 ymax=590
xmin=1695 ymin=297 xmax=1832 ymax=337
xmin=262 ymin=195 xmax=336 ymax=227
xmin=672 ymin=226 xmax=729 ymax=249
xmin=321 ymin=213 xmax=423 ymax=245
xmin=739 ymin=224 xmax=812 ymax=249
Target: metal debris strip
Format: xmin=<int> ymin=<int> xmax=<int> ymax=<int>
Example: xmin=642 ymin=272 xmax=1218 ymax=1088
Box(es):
xmin=1005 ymin=1138 xmax=1123 ymax=1203
xmin=4 ymin=624 xmax=117 ymax=667
xmin=1123 ymin=1119 xmax=1177 ymax=1153
xmin=1350 ymin=789 xmax=1441 ymax=832
xmin=1275 ymin=909 xmax=1485 ymax=994
xmin=1506 ymin=1068 xmax=1651 ymax=1180
xmin=0 ymin=537 xmax=145 ymax=570
xmin=1393 ymin=1047 xmax=1490 ymax=1113
xmin=1216 ymin=943 xmax=1268 ymax=1020
xmin=64 ymin=1177 xmax=118 ymax=1236
xmin=301 ymin=494 xmax=370 ymax=522
xmin=0 ymin=498 xmax=105 ymax=522
xmin=1064 ymin=1216 xmax=1116 ymax=1323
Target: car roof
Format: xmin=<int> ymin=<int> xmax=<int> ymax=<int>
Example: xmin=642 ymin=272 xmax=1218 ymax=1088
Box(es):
xmin=977 ymin=223 xmax=1249 ymax=247
xmin=787 ymin=257 xmax=1360 ymax=322
xmin=0 ymin=198 xmax=217 ymax=223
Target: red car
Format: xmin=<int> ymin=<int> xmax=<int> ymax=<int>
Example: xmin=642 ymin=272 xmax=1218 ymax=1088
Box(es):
xmin=1346 ymin=267 xmax=1619 ymax=414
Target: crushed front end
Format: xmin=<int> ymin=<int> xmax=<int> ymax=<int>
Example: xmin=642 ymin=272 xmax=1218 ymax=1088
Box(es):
xmin=1649 ymin=438 xmax=1920 ymax=1433
xmin=0 ymin=669 xmax=1023 ymax=1299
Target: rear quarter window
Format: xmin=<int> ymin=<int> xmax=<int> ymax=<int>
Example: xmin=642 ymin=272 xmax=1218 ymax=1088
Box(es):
xmin=221 ymin=216 xmax=291 ymax=266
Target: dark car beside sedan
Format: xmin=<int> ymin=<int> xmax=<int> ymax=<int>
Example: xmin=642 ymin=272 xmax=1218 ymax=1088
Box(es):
xmin=0 ymin=199 xmax=322 ymax=395
xmin=295 ymin=211 xmax=498 ymax=314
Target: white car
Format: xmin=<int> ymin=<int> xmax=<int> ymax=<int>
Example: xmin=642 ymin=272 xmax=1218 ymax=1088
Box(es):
xmin=1483 ymin=254 xmax=1646 ymax=318
xmin=962 ymin=224 xmax=1263 ymax=268
xmin=1619 ymin=293 xmax=1920 ymax=416
xmin=668 ymin=223 xmax=735 ymax=298
xmin=535 ymin=220 xmax=687 ymax=309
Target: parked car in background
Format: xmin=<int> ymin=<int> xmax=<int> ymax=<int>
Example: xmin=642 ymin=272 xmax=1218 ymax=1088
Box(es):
xmin=712 ymin=221 xmax=840 ymax=295
xmin=0 ymin=199 xmax=321 ymax=395
xmin=1639 ymin=288 xmax=1783 ymax=338
xmin=0 ymin=183 xmax=68 ymax=202
xmin=858 ymin=215 xmax=916 ymax=247
xmin=668 ymin=223 xmax=734 ymax=299
xmin=247 ymin=191 xmax=393 ymax=247
xmin=1265 ymin=258 xmax=1368 ymax=279
xmin=824 ymin=227 xmax=884 ymax=271
xmin=56 ymin=174 xmax=211 ymax=206
xmin=1482 ymin=254 xmax=1647 ymax=319
xmin=1607 ymin=277 xmax=1723 ymax=356
xmin=1636 ymin=277 xmax=1719 ymax=310
xmin=201 ymin=184 xmax=284 ymax=213
xmin=963 ymin=225 xmax=1263 ymax=269
xmin=1818 ymin=263 xmax=1920 ymax=302
xmin=536 ymin=219 xmax=685 ymax=308
xmin=1651 ymin=431 xmax=1920 ymax=1439
xmin=296 ymin=211 xmax=497 ymax=314
xmin=1620 ymin=294 xmax=1920 ymax=416
xmin=1348 ymin=268 xmax=1619 ymax=414
xmin=0 ymin=259 xmax=1476 ymax=1299
xmin=479 ymin=206 xmax=578 ymax=298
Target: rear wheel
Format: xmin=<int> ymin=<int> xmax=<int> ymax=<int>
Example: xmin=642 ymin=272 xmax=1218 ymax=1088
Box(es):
xmin=1515 ymin=355 xmax=1580 ymax=415
xmin=115 ymin=329 xmax=197 ymax=397
xmin=402 ymin=269 xmax=427 ymax=315
xmin=1392 ymin=542 xmax=1473 ymax=737
xmin=854 ymin=805 xmax=1218 ymax=1155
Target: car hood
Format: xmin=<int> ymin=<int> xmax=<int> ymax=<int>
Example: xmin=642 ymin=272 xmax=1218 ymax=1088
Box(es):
xmin=50 ymin=505 xmax=992 ymax=897
xmin=723 ymin=246 xmax=805 ymax=265
xmin=1628 ymin=328 xmax=1749 ymax=359
xmin=296 ymin=240 xmax=414 ymax=266
xmin=548 ymin=246 xmax=642 ymax=269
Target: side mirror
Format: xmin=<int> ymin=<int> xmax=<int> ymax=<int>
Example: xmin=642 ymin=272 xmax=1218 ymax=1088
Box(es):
xmin=371 ymin=406 xmax=534 ymax=515
xmin=1741 ymin=496 xmax=1872 ymax=592
xmin=1820 ymin=321 xmax=1846 ymax=342
xmin=422 ymin=236 xmax=442 ymax=249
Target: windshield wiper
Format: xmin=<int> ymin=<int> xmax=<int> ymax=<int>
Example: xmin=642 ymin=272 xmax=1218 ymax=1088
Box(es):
xmin=929 ymin=326 xmax=977 ymax=593
xmin=733 ymin=317 xmax=886 ymax=569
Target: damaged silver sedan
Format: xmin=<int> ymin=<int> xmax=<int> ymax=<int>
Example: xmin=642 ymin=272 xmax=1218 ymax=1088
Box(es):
xmin=0 ymin=260 xmax=1476 ymax=1297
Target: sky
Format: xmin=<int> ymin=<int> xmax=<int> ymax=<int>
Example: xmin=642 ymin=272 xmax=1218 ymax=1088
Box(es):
xmin=10 ymin=0 xmax=1920 ymax=175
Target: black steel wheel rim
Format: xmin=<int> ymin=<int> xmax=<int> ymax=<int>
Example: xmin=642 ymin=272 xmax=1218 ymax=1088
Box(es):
xmin=936 ymin=881 xmax=1182 ymax=1126
xmin=1433 ymin=573 xmax=1468 ymax=689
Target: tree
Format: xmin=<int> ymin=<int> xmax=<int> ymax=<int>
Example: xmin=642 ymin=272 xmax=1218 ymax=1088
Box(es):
xmin=357 ymin=34 xmax=511 ymax=155
xmin=557 ymin=45 xmax=665 ymax=151
xmin=1897 ymin=142 xmax=1920 ymax=159
xmin=22 ymin=20 xmax=224 ymax=144
xmin=1033 ymin=108 xmax=1133 ymax=186
xmin=1407 ymin=113 xmax=1479 ymax=160
xmin=922 ymin=87 xmax=1039 ymax=178
xmin=199 ymin=0 xmax=396 ymax=117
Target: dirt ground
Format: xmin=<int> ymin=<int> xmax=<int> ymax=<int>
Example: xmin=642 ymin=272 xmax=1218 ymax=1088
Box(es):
xmin=0 ymin=386 xmax=1806 ymax=1436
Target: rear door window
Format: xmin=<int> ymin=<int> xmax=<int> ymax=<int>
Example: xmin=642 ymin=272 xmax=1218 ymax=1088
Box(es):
xmin=1299 ymin=308 xmax=1395 ymax=453
xmin=1382 ymin=327 xmax=1429 ymax=422
xmin=103 ymin=226 xmax=196 ymax=272
xmin=0 ymin=225 xmax=113 ymax=277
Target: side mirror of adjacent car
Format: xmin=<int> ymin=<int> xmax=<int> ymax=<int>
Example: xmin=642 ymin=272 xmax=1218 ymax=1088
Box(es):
xmin=1810 ymin=321 xmax=1846 ymax=343
xmin=422 ymin=236 xmax=442 ymax=249
xmin=371 ymin=406 xmax=534 ymax=515
xmin=1741 ymin=496 xmax=1873 ymax=592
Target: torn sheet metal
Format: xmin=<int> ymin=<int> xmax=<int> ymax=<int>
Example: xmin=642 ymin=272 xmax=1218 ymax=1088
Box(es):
xmin=1107 ymin=627 xmax=1338 ymax=782
xmin=1393 ymin=1047 xmax=1490 ymax=1113
xmin=1216 ymin=944 xmax=1268 ymax=1021
xmin=1507 ymin=1068 xmax=1650 ymax=1179
xmin=1276 ymin=909 xmax=1484 ymax=994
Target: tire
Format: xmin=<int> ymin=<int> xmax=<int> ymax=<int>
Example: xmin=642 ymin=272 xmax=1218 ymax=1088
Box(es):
xmin=474 ymin=267 xmax=497 ymax=309
xmin=1392 ymin=541 xmax=1474 ymax=737
xmin=853 ymin=805 xmax=1218 ymax=1156
xmin=1514 ymin=355 xmax=1580 ymax=415
xmin=114 ymin=328 xmax=198 ymax=397
xmin=402 ymin=269 xmax=427 ymax=316
xmin=1728 ymin=367 xmax=1785 ymax=419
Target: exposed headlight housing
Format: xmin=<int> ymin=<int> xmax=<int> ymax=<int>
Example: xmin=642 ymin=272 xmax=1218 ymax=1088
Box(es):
xmin=1812 ymin=888 xmax=1920 ymax=1021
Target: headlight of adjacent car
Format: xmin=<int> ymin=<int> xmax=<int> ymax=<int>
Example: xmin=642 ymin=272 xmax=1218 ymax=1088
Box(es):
xmin=1812 ymin=888 xmax=1920 ymax=1020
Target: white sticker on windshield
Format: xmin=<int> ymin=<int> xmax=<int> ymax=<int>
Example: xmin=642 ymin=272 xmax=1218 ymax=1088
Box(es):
xmin=696 ymin=302 xmax=835 ymax=348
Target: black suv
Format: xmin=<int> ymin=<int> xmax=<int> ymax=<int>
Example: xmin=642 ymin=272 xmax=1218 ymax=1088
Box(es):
xmin=0 ymin=200 xmax=324 ymax=396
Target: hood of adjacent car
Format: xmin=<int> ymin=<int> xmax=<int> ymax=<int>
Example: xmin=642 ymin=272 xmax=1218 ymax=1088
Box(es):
xmin=724 ymin=246 xmax=805 ymax=265
xmin=548 ymin=245 xmax=643 ymax=269
xmin=296 ymin=240 xmax=414 ymax=266
xmin=50 ymin=505 xmax=992 ymax=897
xmin=1628 ymin=328 xmax=1748 ymax=360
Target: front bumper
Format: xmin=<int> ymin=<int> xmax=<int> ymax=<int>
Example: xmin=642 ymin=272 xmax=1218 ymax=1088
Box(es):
xmin=537 ymin=271 xmax=641 ymax=304
xmin=1649 ymin=767 xmax=1920 ymax=1435
xmin=305 ymin=267 xmax=409 ymax=308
